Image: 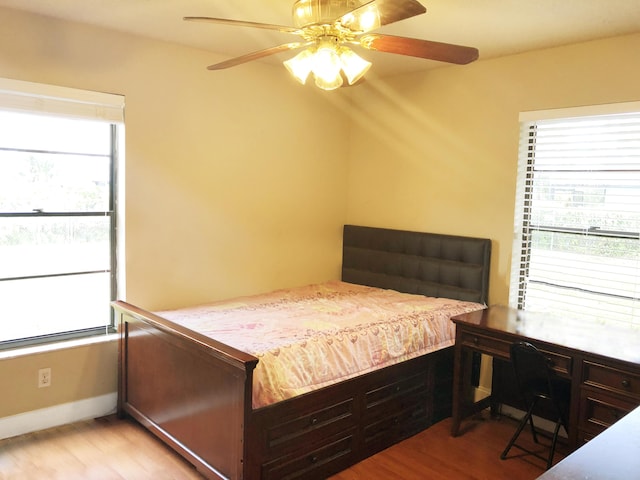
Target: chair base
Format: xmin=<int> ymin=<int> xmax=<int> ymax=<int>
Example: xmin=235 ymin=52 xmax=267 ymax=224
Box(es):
xmin=500 ymin=402 xmax=566 ymax=470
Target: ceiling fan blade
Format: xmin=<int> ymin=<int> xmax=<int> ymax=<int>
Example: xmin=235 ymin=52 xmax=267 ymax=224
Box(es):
xmin=339 ymin=0 xmax=426 ymax=33
xmin=359 ymin=34 xmax=479 ymax=64
xmin=184 ymin=16 xmax=301 ymax=35
xmin=207 ymin=43 xmax=306 ymax=70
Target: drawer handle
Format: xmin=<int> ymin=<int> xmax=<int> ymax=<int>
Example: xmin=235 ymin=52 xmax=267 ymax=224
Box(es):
xmin=395 ymin=385 xmax=401 ymax=393
xmin=310 ymin=417 xmax=318 ymax=426
xmin=621 ymin=379 xmax=631 ymax=388
xmin=310 ymin=455 xmax=318 ymax=464
xmin=611 ymin=409 xmax=621 ymax=421
xmin=473 ymin=337 xmax=479 ymax=345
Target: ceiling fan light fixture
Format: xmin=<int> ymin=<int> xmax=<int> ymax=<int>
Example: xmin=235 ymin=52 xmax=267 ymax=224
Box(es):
xmin=283 ymin=49 xmax=314 ymax=84
xmin=339 ymin=48 xmax=371 ymax=84
xmin=284 ymin=40 xmax=370 ymax=90
xmin=189 ymin=0 xmax=479 ymax=91
xmin=311 ymin=42 xmax=344 ymax=90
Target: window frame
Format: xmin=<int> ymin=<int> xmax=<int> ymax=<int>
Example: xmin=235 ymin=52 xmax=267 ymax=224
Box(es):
xmin=0 ymin=78 xmax=124 ymax=349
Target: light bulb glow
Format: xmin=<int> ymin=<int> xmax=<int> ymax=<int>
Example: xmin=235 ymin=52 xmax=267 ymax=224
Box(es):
xmin=340 ymin=48 xmax=371 ymax=85
xmin=283 ymin=49 xmax=314 ymax=84
xmin=359 ymin=9 xmax=379 ymax=31
xmin=340 ymin=6 xmax=380 ymax=32
xmin=283 ymin=36 xmax=372 ymax=90
xmin=312 ymin=45 xmax=342 ymax=83
xmin=314 ymin=73 xmax=343 ymax=90
xmin=293 ymin=0 xmax=315 ymax=27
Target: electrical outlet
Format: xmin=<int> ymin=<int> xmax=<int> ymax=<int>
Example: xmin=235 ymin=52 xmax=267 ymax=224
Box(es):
xmin=38 ymin=367 xmax=51 ymax=388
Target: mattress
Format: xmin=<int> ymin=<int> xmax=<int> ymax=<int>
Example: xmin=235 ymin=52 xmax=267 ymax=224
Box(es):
xmin=158 ymin=281 xmax=485 ymax=408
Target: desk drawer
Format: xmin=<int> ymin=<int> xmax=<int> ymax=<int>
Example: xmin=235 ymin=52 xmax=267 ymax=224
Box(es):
xmin=459 ymin=332 xmax=511 ymax=359
xmin=582 ymin=361 xmax=640 ymax=399
xmin=577 ymin=429 xmax=596 ymax=446
xmin=459 ymin=332 xmax=572 ymax=376
xmin=540 ymin=350 xmax=573 ymax=377
xmin=579 ymin=387 xmax=637 ymax=436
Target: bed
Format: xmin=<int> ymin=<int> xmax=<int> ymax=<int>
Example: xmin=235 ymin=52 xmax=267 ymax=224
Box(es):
xmin=113 ymin=225 xmax=491 ymax=480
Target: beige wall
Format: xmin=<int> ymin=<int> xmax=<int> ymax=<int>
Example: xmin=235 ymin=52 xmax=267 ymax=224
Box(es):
xmin=1 ymin=5 xmax=639 ymax=425
xmin=0 ymin=340 xmax=116 ymax=418
xmin=0 ymin=7 xmax=350 ymax=421
xmin=346 ymin=32 xmax=640 ymax=305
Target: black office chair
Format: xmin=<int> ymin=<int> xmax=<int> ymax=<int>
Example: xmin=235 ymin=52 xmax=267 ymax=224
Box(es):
xmin=500 ymin=341 xmax=570 ymax=470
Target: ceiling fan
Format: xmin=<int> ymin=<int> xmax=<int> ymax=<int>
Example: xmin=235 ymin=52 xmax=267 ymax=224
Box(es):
xmin=185 ymin=0 xmax=478 ymax=91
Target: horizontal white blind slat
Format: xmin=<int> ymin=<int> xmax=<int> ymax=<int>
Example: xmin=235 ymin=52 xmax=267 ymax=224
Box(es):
xmin=510 ymin=105 xmax=640 ymax=329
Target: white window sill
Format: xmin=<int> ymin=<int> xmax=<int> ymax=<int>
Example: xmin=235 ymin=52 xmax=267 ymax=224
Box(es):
xmin=0 ymin=333 xmax=119 ymax=361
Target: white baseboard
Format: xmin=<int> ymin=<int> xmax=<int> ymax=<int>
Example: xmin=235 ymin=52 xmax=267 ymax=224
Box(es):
xmin=0 ymin=392 xmax=117 ymax=441
xmin=500 ymin=404 xmax=568 ymax=438
xmin=474 ymin=385 xmax=492 ymax=402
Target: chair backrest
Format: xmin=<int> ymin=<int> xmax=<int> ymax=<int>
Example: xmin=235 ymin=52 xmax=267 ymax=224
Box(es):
xmin=510 ymin=341 xmax=554 ymax=400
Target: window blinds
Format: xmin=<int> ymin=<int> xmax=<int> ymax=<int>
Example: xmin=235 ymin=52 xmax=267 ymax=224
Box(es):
xmin=510 ymin=106 xmax=640 ymax=329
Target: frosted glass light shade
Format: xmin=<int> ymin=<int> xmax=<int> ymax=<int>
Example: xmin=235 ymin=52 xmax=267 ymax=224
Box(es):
xmin=311 ymin=45 xmax=343 ymax=90
xmin=340 ymin=49 xmax=371 ymax=85
xmin=314 ymin=72 xmax=343 ymax=90
xmin=283 ymin=49 xmax=314 ymax=84
xmin=312 ymin=46 xmax=341 ymax=82
xmin=284 ymin=41 xmax=371 ymax=90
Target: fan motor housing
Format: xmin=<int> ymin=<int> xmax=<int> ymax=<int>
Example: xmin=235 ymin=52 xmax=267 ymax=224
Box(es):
xmin=292 ymin=0 xmax=367 ymax=27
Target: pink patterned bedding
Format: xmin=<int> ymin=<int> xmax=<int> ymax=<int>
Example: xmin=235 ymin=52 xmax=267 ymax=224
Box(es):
xmin=158 ymin=281 xmax=485 ymax=409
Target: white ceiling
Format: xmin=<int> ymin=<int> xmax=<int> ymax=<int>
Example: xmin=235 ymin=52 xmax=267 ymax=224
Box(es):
xmin=2 ymin=0 xmax=640 ymax=77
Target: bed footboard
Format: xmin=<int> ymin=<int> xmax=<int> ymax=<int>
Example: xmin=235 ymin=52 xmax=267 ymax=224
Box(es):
xmin=113 ymin=301 xmax=258 ymax=480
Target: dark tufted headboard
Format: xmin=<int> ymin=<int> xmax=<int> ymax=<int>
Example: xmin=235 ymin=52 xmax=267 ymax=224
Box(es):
xmin=342 ymin=225 xmax=491 ymax=304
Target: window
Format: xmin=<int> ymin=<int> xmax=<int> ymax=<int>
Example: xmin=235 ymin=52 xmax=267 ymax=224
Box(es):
xmin=0 ymin=79 xmax=124 ymax=348
xmin=510 ymin=103 xmax=640 ymax=330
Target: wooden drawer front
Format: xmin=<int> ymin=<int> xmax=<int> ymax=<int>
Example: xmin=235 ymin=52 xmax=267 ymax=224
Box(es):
xmin=577 ymin=429 xmax=596 ymax=447
xmin=362 ymin=400 xmax=429 ymax=452
xmin=459 ymin=331 xmax=511 ymax=359
xmin=579 ymin=388 xmax=637 ymax=435
xmin=459 ymin=332 xmax=572 ymax=376
xmin=264 ymin=398 xmax=355 ymax=454
xmin=364 ymin=371 xmax=427 ymax=421
xmin=540 ymin=349 xmax=573 ymax=377
xmin=262 ymin=432 xmax=356 ymax=480
xmin=363 ymin=371 xmax=430 ymax=451
xmin=583 ymin=361 xmax=640 ymax=399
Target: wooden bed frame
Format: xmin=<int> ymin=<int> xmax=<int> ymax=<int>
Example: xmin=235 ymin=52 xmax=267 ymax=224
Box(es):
xmin=113 ymin=225 xmax=491 ymax=480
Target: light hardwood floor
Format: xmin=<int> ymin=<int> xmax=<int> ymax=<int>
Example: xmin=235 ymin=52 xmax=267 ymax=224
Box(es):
xmin=0 ymin=411 xmax=564 ymax=479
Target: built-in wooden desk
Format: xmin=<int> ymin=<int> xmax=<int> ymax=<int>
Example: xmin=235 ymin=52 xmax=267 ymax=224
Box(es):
xmin=536 ymin=405 xmax=640 ymax=479
xmin=450 ymin=305 xmax=640 ymax=451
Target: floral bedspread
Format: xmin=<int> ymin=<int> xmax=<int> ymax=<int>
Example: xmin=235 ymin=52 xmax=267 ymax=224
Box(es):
xmin=158 ymin=281 xmax=485 ymax=409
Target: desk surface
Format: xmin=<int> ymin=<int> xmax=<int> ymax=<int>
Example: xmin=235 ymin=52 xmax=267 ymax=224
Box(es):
xmin=451 ymin=305 xmax=640 ymax=366
xmin=536 ymin=405 xmax=640 ymax=480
